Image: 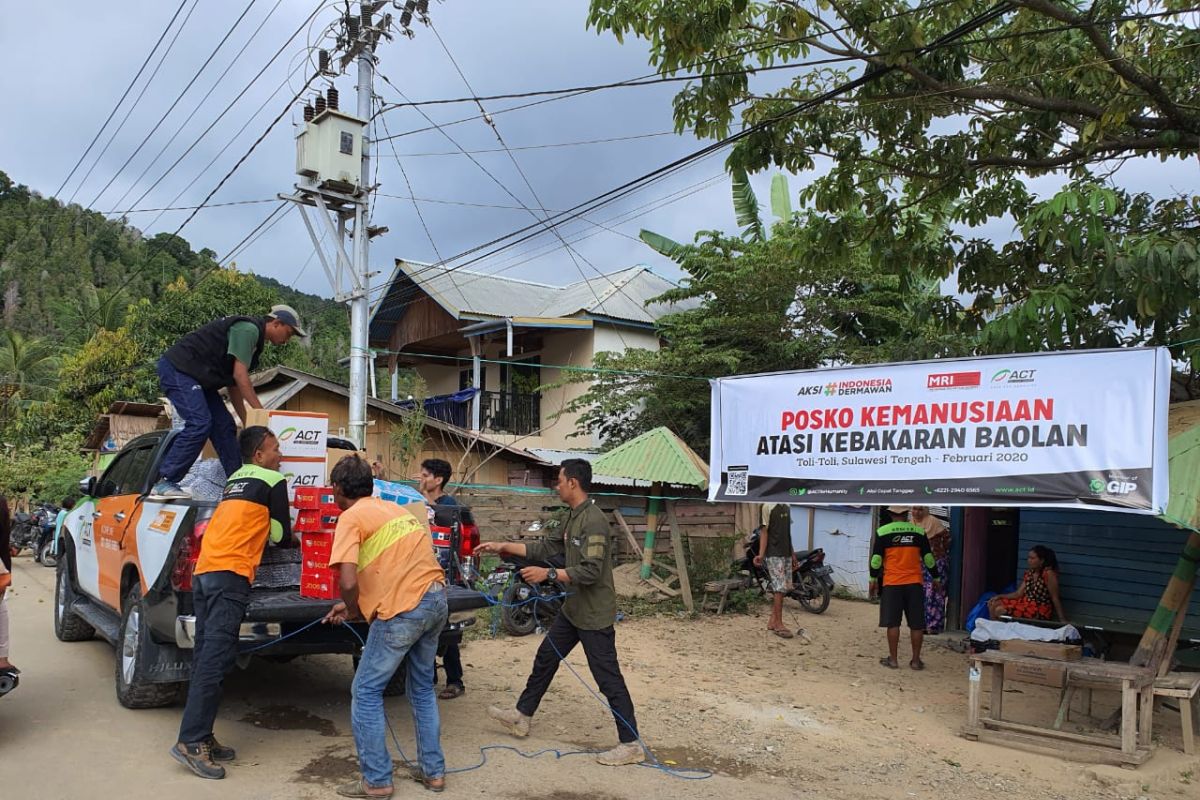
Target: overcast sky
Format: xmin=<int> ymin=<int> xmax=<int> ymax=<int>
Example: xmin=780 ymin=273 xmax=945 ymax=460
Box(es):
xmin=2 ymin=0 xmax=1196 ymax=304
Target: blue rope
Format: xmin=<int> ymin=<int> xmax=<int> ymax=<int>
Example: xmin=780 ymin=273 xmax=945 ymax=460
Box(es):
xmin=335 ymin=590 xmax=712 ymax=781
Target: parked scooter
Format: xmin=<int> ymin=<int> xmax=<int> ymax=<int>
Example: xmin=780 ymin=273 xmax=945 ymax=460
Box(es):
xmin=483 ymin=513 xmax=567 ymax=636
xmin=34 ymin=507 xmax=60 ymax=568
xmin=739 ymin=528 xmax=835 ymax=614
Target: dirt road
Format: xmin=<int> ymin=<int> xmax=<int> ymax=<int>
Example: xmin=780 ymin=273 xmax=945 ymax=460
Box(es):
xmin=1 ymin=556 xmax=1196 ymax=799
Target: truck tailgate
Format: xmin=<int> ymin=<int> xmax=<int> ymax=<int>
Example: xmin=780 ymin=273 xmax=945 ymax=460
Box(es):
xmin=246 ymin=585 xmax=488 ymax=623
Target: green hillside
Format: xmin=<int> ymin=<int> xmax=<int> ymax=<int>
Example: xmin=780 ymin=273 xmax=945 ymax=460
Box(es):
xmin=0 ymin=169 xmax=349 ymax=498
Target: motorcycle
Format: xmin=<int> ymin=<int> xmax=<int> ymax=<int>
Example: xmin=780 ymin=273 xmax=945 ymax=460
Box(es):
xmin=483 ymin=515 xmax=567 ymax=636
xmin=740 ymin=528 xmax=835 ymax=614
xmin=34 ymin=506 xmax=60 ymax=568
xmin=9 ymin=511 xmax=36 ymax=557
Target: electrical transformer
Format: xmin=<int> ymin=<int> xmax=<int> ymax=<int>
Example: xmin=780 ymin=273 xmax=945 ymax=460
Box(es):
xmin=295 ymin=109 xmax=367 ymax=193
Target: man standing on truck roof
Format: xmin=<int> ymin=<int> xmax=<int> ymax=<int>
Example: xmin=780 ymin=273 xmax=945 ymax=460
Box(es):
xmin=170 ymin=426 xmax=293 ymax=781
xmin=323 ymin=455 xmax=449 ymax=797
xmin=151 ymin=305 xmax=307 ymax=499
xmin=478 ymin=458 xmax=644 ymax=768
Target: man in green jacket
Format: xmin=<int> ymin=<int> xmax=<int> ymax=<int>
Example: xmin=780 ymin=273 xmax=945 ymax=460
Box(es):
xmin=477 ymin=459 xmax=643 ymax=767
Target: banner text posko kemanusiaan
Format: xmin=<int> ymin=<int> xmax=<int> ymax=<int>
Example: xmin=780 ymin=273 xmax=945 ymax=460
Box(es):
xmin=708 ymin=348 xmax=1170 ymax=511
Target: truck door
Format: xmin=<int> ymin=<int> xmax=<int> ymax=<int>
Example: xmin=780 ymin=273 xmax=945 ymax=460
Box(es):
xmin=92 ymin=442 xmax=156 ymax=610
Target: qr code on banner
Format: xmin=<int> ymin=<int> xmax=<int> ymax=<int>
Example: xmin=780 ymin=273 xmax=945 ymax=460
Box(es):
xmin=726 ymin=466 xmax=749 ymax=496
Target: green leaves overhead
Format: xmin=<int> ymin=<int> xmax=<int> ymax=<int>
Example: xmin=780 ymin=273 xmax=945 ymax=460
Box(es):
xmin=589 ymin=0 xmax=1200 ymax=387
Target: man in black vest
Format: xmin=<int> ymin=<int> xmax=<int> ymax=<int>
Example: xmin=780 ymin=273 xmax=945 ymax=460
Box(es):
xmin=151 ymin=305 xmax=306 ymax=498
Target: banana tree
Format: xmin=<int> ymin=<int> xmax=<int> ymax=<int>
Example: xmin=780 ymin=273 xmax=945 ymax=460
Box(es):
xmin=640 ymin=169 xmax=794 ymax=260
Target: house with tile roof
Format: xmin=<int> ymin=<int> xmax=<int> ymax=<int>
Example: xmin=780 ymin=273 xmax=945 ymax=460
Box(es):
xmin=369 ymin=259 xmax=696 ymax=450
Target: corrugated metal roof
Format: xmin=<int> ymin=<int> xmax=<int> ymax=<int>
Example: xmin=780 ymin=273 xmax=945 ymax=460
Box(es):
xmin=370 ymin=260 xmax=698 ymax=338
xmin=590 ymin=427 xmax=709 ymax=489
xmin=1163 ymin=399 xmax=1200 ymax=530
xmin=526 ymin=448 xmax=650 ymax=487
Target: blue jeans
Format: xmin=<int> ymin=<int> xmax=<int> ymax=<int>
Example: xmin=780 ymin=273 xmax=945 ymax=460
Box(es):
xmin=156 ymin=356 xmax=241 ymax=483
xmin=351 ymin=585 xmax=448 ymax=788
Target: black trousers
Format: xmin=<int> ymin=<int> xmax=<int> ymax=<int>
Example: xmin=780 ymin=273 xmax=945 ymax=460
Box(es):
xmin=440 ymin=641 xmax=463 ymax=687
xmin=178 ymin=571 xmax=249 ymax=744
xmin=516 ymin=612 xmax=638 ymax=743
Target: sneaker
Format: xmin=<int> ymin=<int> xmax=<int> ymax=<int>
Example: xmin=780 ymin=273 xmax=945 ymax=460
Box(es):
xmin=151 ymin=481 xmax=191 ymax=499
xmin=595 ymin=742 xmax=645 ymax=767
xmin=205 ymin=735 xmax=236 ymax=762
xmin=170 ymin=741 xmax=226 ymax=779
xmin=486 ymin=705 xmax=531 ymax=738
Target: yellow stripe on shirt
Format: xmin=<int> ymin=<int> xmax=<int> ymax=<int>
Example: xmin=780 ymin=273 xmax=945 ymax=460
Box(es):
xmin=358 ymin=514 xmax=424 ymax=570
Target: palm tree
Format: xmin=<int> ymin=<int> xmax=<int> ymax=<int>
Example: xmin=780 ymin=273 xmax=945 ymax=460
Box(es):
xmin=0 ymin=330 xmax=60 ymax=427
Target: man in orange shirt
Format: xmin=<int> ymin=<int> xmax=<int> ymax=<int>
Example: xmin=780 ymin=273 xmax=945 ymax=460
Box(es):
xmin=171 ymin=426 xmax=292 ymax=780
xmin=323 ymin=456 xmax=448 ymax=798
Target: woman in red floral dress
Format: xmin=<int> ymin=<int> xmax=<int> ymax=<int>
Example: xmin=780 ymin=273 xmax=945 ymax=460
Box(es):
xmin=987 ymin=546 xmax=1068 ymax=623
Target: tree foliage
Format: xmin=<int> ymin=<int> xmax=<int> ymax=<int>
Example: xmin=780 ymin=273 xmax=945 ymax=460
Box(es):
xmin=0 ymin=169 xmax=352 ymax=495
xmin=565 ymin=194 xmax=972 ymax=450
xmin=587 ymin=1 xmax=1200 ymax=381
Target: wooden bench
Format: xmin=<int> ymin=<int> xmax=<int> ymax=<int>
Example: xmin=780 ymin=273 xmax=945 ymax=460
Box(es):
xmin=965 ymin=649 xmax=1155 ymax=767
xmin=1154 ymin=673 xmax=1200 ymax=755
xmin=701 ymin=576 xmax=752 ymax=614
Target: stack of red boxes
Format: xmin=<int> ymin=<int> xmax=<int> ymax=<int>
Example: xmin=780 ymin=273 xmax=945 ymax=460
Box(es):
xmin=296 ymin=487 xmax=341 ymax=599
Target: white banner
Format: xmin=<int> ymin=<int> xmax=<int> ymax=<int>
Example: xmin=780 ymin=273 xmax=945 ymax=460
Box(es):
xmin=708 ymin=348 xmax=1171 ymax=511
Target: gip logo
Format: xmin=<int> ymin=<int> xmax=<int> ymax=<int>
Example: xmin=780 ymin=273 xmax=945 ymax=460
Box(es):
xmin=1089 ymin=479 xmax=1105 ymax=493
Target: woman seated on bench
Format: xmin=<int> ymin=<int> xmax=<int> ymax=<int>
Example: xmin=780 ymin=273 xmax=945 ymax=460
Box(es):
xmin=987 ymin=546 xmax=1068 ymax=623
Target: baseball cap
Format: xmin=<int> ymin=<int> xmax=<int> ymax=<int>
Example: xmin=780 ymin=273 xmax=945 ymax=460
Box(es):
xmin=886 ymin=505 xmax=911 ymax=514
xmin=268 ymin=304 xmax=308 ymax=337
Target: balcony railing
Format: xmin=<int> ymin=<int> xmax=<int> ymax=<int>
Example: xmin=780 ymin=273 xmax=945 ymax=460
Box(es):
xmin=480 ymin=389 xmax=541 ymax=436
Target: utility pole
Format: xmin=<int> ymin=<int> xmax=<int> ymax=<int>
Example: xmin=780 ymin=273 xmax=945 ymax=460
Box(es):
xmin=283 ymin=2 xmax=409 ymax=449
xmin=346 ymin=2 xmax=379 ymax=450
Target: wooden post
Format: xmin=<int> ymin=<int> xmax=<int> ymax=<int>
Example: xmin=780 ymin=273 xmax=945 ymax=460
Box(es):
xmin=1121 ymin=679 xmax=1137 ymax=755
xmin=1157 ymin=574 xmax=1196 ymax=678
xmin=667 ymin=501 xmax=694 ymax=612
xmin=640 ymin=485 xmax=661 ymax=580
xmin=1131 ymin=530 xmax=1200 ymax=670
xmin=990 ymin=662 xmax=1005 ymax=721
xmin=612 ymin=509 xmax=643 ymax=559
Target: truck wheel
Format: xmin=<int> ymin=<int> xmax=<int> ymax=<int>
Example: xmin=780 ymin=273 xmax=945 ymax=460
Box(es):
xmin=352 ymin=655 xmax=407 ymax=697
xmin=115 ymin=584 xmax=183 ymax=709
xmin=54 ymin=552 xmax=95 ymax=642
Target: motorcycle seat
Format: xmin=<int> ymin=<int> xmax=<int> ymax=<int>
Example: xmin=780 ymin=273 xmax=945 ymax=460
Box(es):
xmin=793 ymin=549 xmax=817 ymax=560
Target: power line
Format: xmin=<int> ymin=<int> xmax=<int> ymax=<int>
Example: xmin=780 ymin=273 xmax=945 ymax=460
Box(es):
xmin=87 ymin=0 xmax=264 ymax=209
xmin=53 ymin=0 xmax=189 ymax=199
xmin=359 ymin=1 xmax=1041 ymax=329
xmin=387 ymin=130 xmax=678 ymax=157
xmin=66 ymin=0 xmax=202 ymax=205
xmin=108 ymin=0 xmax=288 ymax=217
xmin=130 ymin=7 xmax=338 ymax=234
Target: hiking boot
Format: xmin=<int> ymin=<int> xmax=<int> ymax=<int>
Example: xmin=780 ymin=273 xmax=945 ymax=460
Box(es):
xmin=151 ymin=481 xmax=190 ymax=499
xmin=205 ymin=735 xmax=236 ymax=762
xmin=170 ymin=741 xmax=226 ymax=779
xmin=595 ymin=742 xmax=645 ymax=767
xmin=486 ymin=705 xmax=531 ymax=738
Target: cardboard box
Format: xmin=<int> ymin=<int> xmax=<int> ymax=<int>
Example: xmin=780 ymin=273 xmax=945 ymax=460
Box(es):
xmin=326 ymin=445 xmax=360 ymax=478
xmin=999 ymin=640 xmax=1082 ymax=661
xmin=281 ymin=458 xmax=327 ymax=496
xmin=246 ymin=409 xmax=329 ymax=459
xmin=1004 ymin=661 xmax=1066 ymax=688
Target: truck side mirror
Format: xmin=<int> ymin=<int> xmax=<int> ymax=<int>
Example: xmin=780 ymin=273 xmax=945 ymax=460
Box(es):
xmin=79 ymin=476 xmax=97 ymax=497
